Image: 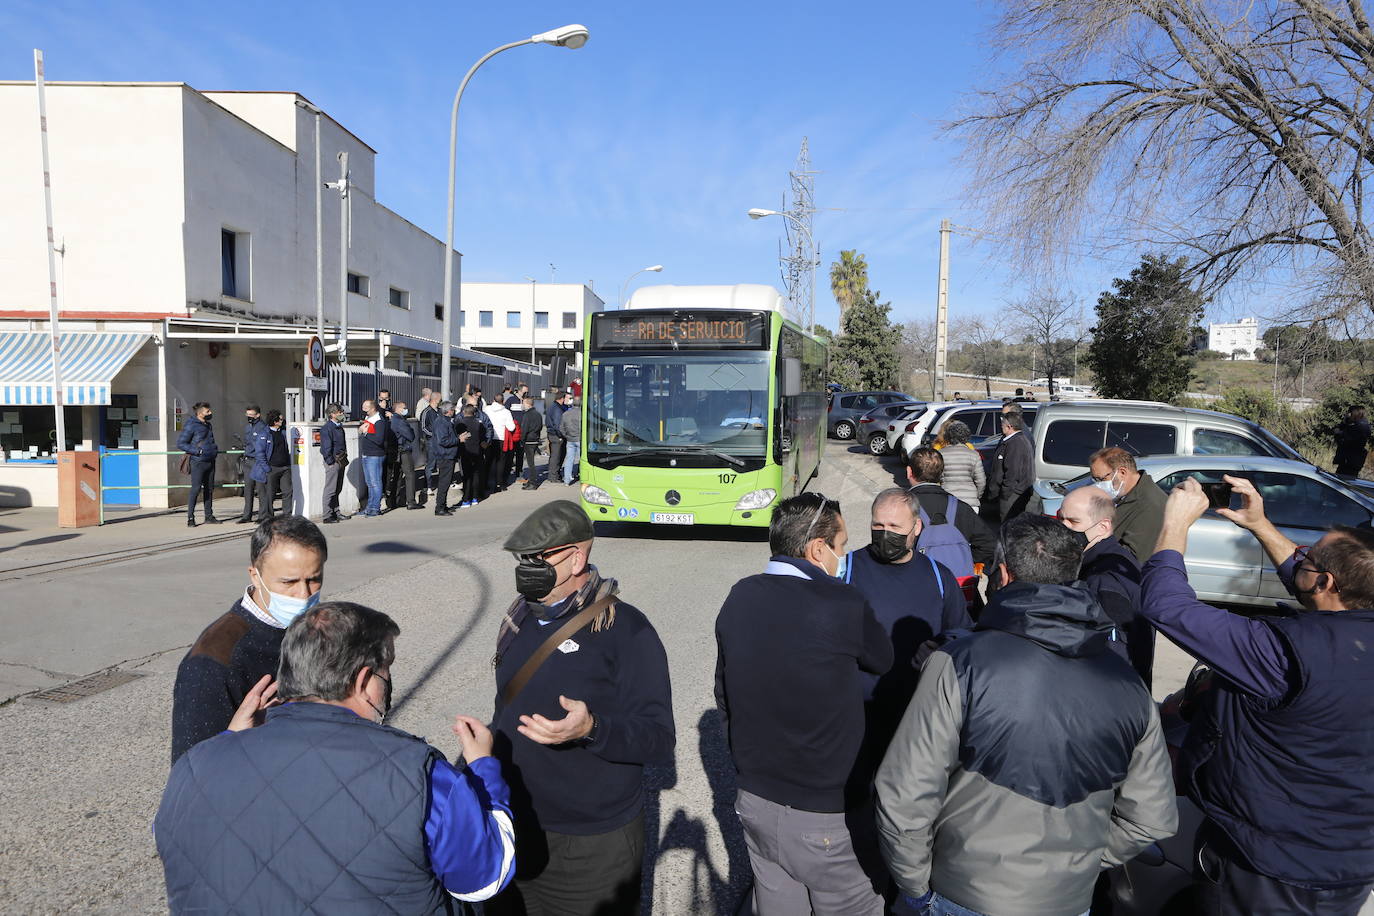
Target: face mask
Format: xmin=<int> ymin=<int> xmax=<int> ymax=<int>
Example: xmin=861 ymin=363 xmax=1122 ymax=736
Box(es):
xmin=1093 ymin=475 xmax=1122 ymax=500
xmin=366 ymin=671 xmax=392 ymax=723
xmin=253 ymin=570 xmax=321 ymax=627
xmin=515 ymin=557 xmax=560 ymax=604
xmin=826 ymin=544 xmax=847 ymax=580
xmin=397 ymin=408 xmax=408 ymax=416
xmin=203 ymin=413 xmax=213 ymax=421
xmin=869 ymin=529 xmax=913 ymax=564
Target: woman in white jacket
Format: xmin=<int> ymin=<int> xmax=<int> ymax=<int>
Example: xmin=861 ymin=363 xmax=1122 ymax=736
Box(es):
xmin=483 ymin=398 xmax=518 ymax=491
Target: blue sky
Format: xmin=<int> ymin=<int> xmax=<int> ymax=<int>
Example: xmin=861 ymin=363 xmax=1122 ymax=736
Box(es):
xmin=2 ymin=0 xmax=1260 ymax=332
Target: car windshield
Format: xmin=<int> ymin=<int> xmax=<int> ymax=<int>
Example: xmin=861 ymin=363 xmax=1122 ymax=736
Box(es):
xmin=588 ymin=353 xmax=771 ymax=457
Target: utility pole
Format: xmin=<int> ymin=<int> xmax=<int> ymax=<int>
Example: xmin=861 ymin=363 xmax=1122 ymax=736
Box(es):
xmin=934 ymin=219 xmax=951 ymax=402
xmin=326 ymin=153 xmax=351 ymax=364
xmin=34 ymin=50 xmax=65 ymax=452
xmin=550 ymin=263 xmax=557 ymax=284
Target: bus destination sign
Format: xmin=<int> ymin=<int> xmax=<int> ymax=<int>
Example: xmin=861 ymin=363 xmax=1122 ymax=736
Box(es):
xmin=592 ymin=312 xmax=768 ymax=350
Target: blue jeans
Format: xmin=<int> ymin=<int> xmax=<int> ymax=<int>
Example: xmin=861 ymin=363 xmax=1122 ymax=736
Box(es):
xmin=563 ymin=441 xmax=579 ymax=483
xmin=360 ymin=455 xmax=384 ymax=514
xmin=927 ymin=893 xmax=1086 ymax=916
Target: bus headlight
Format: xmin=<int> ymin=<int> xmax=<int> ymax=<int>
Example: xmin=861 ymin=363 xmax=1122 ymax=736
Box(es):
xmin=582 ymin=485 xmax=614 ymax=506
xmin=734 ymin=488 xmax=777 ymax=511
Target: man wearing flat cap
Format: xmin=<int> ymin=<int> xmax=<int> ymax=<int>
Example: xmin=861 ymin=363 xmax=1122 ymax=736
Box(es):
xmin=486 ymin=501 xmax=675 ymax=916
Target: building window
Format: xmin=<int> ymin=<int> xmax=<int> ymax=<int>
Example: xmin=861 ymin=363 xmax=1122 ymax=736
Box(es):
xmin=479 ymin=310 xmax=494 ymax=328
xmin=388 ymin=287 xmax=410 ymax=310
xmin=434 ymin=303 xmax=443 ymax=320
xmin=347 ymin=272 xmax=369 ymax=296
xmin=562 ymin=311 xmax=578 ymax=329
xmin=221 ymin=228 xmax=251 ymax=300
xmin=459 ymin=310 xmax=466 ymax=326
xmin=535 ymin=311 xmax=549 ymax=329
xmin=507 ymin=311 xmax=521 ymax=329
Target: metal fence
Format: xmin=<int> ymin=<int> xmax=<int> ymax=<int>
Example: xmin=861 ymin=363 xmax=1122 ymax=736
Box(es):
xmin=97 ymin=448 xmax=245 ymax=525
xmin=327 ymin=362 xmax=549 ymax=417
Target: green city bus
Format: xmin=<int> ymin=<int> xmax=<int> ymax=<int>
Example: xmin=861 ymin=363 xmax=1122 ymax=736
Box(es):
xmin=576 ymin=284 xmax=828 ymax=528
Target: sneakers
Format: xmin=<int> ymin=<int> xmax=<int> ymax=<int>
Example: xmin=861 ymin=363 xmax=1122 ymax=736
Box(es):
xmin=204 ymin=516 xmax=225 ymax=524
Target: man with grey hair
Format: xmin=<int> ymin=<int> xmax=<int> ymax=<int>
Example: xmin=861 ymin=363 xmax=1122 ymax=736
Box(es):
xmin=319 ymin=403 xmax=349 ymax=524
xmin=876 ymin=515 xmax=1176 ymax=916
xmin=716 ymin=493 xmax=892 ymax=915
xmin=1059 ymin=485 xmax=1152 ymax=686
xmin=985 ymin=412 xmax=1034 ymax=521
xmin=156 ymin=601 xmax=516 ymax=913
xmin=430 ymin=400 xmax=462 ymax=516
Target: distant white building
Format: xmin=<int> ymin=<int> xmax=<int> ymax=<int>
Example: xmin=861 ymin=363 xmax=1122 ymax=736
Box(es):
xmin=459 ymin=282 xmax=602 ymax=367
xmin=1207 ymin=317 xmax=1260 ymax=360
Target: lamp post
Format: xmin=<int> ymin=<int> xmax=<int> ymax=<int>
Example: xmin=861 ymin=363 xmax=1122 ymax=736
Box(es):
xmin=524 ymin=276 xmax=538 ymax=365
xmin=747 ymin=208 xmax=817 ymax=330
xmin=620 ymin=265 xmax=663 ymax=308
xmin=439 ymin=24 xmax=589 ymax=400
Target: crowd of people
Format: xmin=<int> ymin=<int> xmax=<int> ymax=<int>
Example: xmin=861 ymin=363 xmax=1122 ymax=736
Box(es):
xmin=158 ymin=392 xmax=1374 ymax=916
xmin=176 ymin=383 xmax=584 ymax=527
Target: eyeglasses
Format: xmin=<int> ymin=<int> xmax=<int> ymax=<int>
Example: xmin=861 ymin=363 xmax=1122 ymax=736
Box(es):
xmin=805 ymin=494 xmax=833 ymax=541
xmin=1293 ymin=545 xmax=1330 ymax=575
xmin=518 ymin=544 xmax=577 ymax=565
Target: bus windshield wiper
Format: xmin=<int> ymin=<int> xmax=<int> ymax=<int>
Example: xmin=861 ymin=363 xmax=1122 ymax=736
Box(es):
xmin=632 ymin=445 xmax=747 ymax=469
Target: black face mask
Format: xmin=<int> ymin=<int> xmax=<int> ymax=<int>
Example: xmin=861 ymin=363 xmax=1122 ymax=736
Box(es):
xmin=869 ymin=529 xmax=913 ymax=564
xmin=516 ymin=557 xmax=559 ymax=605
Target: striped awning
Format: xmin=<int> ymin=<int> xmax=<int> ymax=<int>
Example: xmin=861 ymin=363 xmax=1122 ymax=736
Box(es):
xmin=0 ymin=332 xmax=149 ymax=406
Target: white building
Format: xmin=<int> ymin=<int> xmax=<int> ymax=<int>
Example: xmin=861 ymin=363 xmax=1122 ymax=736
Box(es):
xmin=0 ymin=81 xmax=547 ymax=508
xmin=459 ymin=282 xmax=602 ymax=366
xmin=1207 ymin=317 xmax=1260 ymax=360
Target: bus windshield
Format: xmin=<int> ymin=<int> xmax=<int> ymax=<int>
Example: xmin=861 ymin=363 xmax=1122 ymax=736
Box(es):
xmin=588 ymin=353 xmax=771 ymax=458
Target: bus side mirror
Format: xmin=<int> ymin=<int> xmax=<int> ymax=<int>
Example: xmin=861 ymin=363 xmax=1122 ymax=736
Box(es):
xmin=782 ymin=358 xmax=802 ymax=397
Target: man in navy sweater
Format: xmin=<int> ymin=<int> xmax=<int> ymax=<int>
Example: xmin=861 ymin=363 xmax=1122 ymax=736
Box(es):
xmin=169 ymin=516 xmax=327 ymax=764
xmin=715 ymin=493 xmax=893 ymax=916
xmin=319 ymin=404 xmax=349 ymax=524
xmin=176 ymin=401 xmax=223 ymax=528
xmin=1144 ymin=475 xmax=1374 ymax=914
xmin=487 ymin=501 xmax=674 ymax=916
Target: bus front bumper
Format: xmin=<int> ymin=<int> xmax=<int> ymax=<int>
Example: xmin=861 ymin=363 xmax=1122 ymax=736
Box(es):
xmin=576 ymin=479 xmax=777 ymax=527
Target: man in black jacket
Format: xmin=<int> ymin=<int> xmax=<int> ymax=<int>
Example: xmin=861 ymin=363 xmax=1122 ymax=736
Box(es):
xmin=237 ymin=404 xmax=267 ymax=524
xmin=388 ymin=401 xmax=422 ymax=510
xmin=456 ymin=404 xmax=487 ymax=507
xmin=1059 ymin=485 xmax=1153 ymax=686
xmin=176 ymin=402 xmax=224 ymax=528
xmin=546 ymin=391 xmax=567 ymax=483
xmin=905 ymin=447 xmax=996 ymax=568
xmin=260 ymin=410 xmax=293 ymax=519
xmin=985 ymin=413 xmax=1034 ymax=522
xmin=517 ymin=396 xmax=544 ymax=489
xmin=319 ymin=404 xmax=349 ymax=524
xmin=169 ymin=516 xmax=327 ymax=763
xmin=429 ymin=402 xmax=461 ymax=516
xmin=487 ymin=501 xmax=674 ymax=916
xmin=716 ymin=493 xmax=892 ymax=916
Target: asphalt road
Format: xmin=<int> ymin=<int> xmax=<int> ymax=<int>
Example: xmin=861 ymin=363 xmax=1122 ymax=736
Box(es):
xmin=0 ymin=441 xmax=1194 ymax=914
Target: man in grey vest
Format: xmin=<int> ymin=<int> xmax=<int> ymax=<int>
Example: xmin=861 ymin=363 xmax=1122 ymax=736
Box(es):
xmin=155 ymin=601 xmax=516 ymax=914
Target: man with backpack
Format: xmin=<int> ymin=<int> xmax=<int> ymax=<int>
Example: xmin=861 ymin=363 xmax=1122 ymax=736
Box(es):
xmin=905 ymin=447 xmax=996 ymax=571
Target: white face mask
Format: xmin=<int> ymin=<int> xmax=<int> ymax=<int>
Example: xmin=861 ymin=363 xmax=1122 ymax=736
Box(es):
xmin=396 ymin=408 xmax=408 ymax=416
xmin=826 ymin=544 xmax=847 ymax=580
xmin=253 ymin=570 xmax=321 ymax=627
xmin=1093 ymin=475 xmax=1122 ymax=500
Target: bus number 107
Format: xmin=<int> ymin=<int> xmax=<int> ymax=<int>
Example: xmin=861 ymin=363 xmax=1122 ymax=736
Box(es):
xmin=718 ymin=473 xmax=738 ymax=484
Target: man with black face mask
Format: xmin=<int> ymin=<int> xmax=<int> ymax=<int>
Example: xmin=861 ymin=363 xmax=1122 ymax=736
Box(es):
xmin=486 ymin=501 xmax=674 ymax=916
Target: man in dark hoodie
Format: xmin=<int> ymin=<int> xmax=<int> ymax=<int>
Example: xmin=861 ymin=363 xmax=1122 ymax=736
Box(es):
xmin=876 ymin=515 xmax=1176 ymax=916
xmin=1059 ymin=484 xmax=1154 ymax=687
xmin=456 ymin=404 xmax=487 ymax=507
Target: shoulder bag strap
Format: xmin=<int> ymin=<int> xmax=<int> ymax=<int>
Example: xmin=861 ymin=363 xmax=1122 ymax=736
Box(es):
xmin=500 ymin=594 xmax=618 ymax=709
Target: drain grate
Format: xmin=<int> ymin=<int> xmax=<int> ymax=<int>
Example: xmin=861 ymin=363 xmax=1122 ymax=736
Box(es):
xmin=30 ymin=669 xmax=145 ymax=703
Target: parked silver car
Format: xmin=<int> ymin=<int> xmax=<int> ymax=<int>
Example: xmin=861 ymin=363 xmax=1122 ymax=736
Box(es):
xmin=827 ymin=390 xmax=909 ymax=440
xmin=1035 ymin=456 xmax=1374 ymax=607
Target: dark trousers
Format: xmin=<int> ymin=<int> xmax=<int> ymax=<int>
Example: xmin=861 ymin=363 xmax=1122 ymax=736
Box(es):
xmin=382 ymin=452 xmax=401 ymax=509
xmin=520 ymin=443 xmax=541 ymax=484
xmin=322 ymin=460 xmax=344 ymax=516
xmin=460 ymin=453 xmax=482 ymax=504
xmin=547 ymin=436 xmax=565 ymax=482
xmin=238 ymin=476 xmax=261 ymax=521
xmin=483 ymin=445 xmax=502 ymax=494
xmin=187 ymin=458 xmax=216 ymax=519
xmin=391 ymin=450 xmax=418 ymax=506
xmin=261 ymin=467 xmax=293 ymax=518
xmin=433 ymin=459 xmax=455 ymax=511
xmin=486 ymin=814 xmax=644 ymax=916
xmin=1197 ymin=823 xmax=1372 ymax=916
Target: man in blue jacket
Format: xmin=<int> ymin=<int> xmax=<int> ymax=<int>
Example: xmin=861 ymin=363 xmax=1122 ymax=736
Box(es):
xmin=1144 ymin=476 xmax=1374 ymax=915
xmin=319 ymin=404 xmax=349 ymax=524
xmin=156 ymin=600 xmax=515 ymax=913
xmin=429 ymin=401 xmax=462 ymax=516
xmin=236 ymin=404 xmax=268 ymax=524
xmin=546 ymin=391 xmax=567 ymax=483
xmin=389 ymin=400 xmax=422 ymax=510
xmin=176 ymin=401 xmax=224 ymax=528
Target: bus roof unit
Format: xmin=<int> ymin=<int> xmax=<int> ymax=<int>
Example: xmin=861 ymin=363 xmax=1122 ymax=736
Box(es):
xmin=624 ymin=284 xmax=785 ymax=313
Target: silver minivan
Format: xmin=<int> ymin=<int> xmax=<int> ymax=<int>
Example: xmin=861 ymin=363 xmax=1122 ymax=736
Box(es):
xmin=1031 ymin=400 xmax=1305 ymax=483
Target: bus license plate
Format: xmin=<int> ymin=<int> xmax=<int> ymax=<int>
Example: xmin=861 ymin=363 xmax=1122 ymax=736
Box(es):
xmin=651 ymin=512 xmax=694 ymax=525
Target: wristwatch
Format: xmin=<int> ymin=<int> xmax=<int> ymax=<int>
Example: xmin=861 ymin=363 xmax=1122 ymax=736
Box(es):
xmin=579 ymin=713 xmax=599 ymax=746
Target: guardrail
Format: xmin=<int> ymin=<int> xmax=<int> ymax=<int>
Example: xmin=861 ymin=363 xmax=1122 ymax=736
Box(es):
xmin=97 ymin=448 xmax=246 ymax=526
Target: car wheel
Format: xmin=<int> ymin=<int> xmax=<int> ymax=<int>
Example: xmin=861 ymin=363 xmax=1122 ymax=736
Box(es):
xmin=868 ymin=433 xmax=888 ymax=456
xmin=834 ymin=420 xmax=855 ymax=440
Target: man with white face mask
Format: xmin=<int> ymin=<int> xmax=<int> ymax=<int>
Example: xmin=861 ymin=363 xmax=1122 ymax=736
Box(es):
xmin=169 ymin=515 xmax=327 ymax=764
xmin=1088 ymin=447 xmax=1168 ymax=565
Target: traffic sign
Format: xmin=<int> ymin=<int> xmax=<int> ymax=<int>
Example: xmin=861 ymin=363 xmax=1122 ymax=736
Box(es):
xmin=307 ymin=336 xmax=325 ymax=377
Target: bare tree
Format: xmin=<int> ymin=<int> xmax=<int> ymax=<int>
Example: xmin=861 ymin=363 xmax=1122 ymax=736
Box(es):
xmin=1007 ymin=291 xmax=1086 ymax=398
xmin=952 ymin=0 xmax=1374 ymax=316
xmin=898 ymin=319 xmax=938 ymax=399
xmin=956 ymin=316 xmax=1009 ymax=397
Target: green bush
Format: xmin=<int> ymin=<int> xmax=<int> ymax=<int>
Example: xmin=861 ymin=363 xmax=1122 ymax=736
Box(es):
xmin=1195 ymin=349 xmax=1226 ymax=361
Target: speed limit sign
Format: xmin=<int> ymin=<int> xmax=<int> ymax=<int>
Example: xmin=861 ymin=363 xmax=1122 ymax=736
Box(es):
xmin=307 ymin=336 xmax=325 ymax=377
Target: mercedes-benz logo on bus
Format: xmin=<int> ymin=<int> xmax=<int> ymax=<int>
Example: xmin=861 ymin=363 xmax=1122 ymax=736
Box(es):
xmin=665 ymin=490 xmax=681 ymax=506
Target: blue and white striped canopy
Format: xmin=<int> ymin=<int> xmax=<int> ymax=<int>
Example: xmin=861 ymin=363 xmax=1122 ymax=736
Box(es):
xmin=0 ymin=332 xmax=149 ymax=406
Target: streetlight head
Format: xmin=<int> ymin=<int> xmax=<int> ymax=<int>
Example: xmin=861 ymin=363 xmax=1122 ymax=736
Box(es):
xmin=533 ymin=24 xmax=590 ymax=48
xmin=646 ymin=265 xmax=664 ymax=272
xmin=747 ymin=208 xmax=778 ymax=220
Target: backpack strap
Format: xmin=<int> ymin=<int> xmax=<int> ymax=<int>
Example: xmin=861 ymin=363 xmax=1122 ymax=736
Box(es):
xmin=945 ymin=494 xmax=961 ymax=523
xmin=927 ymin=554 xmax=945 ymax=599
xmin=844 ymin=550 xmax=854 ymax=585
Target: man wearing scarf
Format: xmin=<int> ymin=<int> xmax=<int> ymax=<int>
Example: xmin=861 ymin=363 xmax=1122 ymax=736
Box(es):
xmin=486 ymin=501 xmax=675 ymax=916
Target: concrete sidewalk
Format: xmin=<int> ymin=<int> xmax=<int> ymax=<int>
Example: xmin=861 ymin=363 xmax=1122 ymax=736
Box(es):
xmin=0 ymin=495 xmax=258 ymax=577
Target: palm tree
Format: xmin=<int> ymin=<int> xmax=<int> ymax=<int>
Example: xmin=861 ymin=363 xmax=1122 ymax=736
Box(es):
xmin=829 ymin=250 xmax=868 ymax=318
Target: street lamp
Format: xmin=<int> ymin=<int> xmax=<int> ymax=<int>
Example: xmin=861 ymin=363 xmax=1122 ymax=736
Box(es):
xmin=439 ymin=24 xmax=590 ymax=400
xmin=620 ymin=265 xmax=663 ymax=308
xmin=746 ymin=208 xmax=817 ymax=329
xmin=524 ymin=276 xmax=538 ymax=365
